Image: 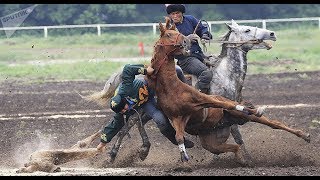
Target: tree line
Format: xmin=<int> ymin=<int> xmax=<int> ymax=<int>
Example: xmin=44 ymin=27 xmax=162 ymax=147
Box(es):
xmin=0 ymin=4 xmax=319 ymax=26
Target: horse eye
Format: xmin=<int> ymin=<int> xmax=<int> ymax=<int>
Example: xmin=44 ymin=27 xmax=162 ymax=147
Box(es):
xmin=245 ymin=29 xmax=250 ymax=33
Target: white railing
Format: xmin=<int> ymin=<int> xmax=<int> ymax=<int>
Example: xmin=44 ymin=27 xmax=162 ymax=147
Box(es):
xmin=0 ymin=17 xmax=319 ymax=38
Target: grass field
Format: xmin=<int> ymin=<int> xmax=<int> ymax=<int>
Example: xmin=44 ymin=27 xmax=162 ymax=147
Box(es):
xmin=0 ymin=27 xmax=319 ymax=83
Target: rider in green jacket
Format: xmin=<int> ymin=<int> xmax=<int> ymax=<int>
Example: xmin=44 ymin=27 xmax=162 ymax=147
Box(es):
xmin=97 ymin=64 xmax=194 ymax=153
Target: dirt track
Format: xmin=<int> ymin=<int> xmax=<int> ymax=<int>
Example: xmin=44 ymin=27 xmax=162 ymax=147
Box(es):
xmin=0 ymin=70 xmax=319 ymax=176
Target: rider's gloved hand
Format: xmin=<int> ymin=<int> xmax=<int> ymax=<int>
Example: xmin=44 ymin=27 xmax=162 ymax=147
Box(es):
xmin=187 ymin=34 xmax=200 ymax=42
xmin=146 ymin=66 xmax=154 ymax=75
xmin=201 ymin=34 xmax=211 ymax=40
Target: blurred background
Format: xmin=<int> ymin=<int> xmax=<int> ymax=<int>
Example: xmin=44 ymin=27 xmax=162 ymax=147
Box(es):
xmin=0 ymin=4 xmax=319 ymax=82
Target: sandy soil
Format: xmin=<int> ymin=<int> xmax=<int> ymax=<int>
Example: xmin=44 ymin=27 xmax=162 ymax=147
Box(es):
xmin=0 ymin=70 xmax=319 ymax=176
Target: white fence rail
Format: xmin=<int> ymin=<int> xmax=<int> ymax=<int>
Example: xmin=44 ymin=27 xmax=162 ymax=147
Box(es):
xmin=0 ymin=17 xmax=319 ymax=38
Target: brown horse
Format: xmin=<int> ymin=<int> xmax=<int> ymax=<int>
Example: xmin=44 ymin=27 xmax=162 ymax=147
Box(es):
xmin=145 ymin=17 xmax=310 ymax=166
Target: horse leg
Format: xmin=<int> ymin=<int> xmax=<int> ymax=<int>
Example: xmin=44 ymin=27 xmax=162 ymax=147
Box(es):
xmin=135 ymin=112 xmax=151 ymax=161
xmin=199 ymin=127 xmax=249 ymax=166
xmin=171 ymin=116 xmax=190 ymax=162
xmin=109 ymin=110 xmax=151 ymax=163
xmin=109 ymin=117 xmax=137 ymax=163
xmin=228 ymin=110 xmax=311 ymax=142
xmin=169 ymin=116 xmax=194 ymax=172
xmin=205 ymin=95 xmax=265 ymax=117
xmin=225 ymin=103 xmax=254 ymax=165
xmin=229 ymin=100 xmax=260 ymax=164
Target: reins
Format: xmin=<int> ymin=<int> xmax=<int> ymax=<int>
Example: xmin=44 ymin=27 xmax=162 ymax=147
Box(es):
xmin=151 ymin=33 xmax=183 ymax=78
xmin=200 ymin=24 xmax=260 ymax=50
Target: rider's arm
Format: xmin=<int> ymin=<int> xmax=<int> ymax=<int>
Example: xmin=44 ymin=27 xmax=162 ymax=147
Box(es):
xmin=198 ymin=23 xmax=212 ymax=40
xmin=121 ymin=64 xmax=148 ymax=95
xmin=186 ymin=15 xmax=212 ymax=39
xmin=189 ymin=15 xmax=212 ymax=39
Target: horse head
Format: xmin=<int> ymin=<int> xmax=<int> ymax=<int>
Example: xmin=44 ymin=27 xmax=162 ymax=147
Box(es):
xmin=156 ymin=17 xmax=191 ymax=57
xmin=150 ymin=17 xmax=191 ymax=77
xmin=223 ymin=19 xmax=277 ymax=51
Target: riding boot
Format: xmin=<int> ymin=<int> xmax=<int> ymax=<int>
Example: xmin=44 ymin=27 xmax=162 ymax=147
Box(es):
xmin=160 ymin=127 xmax=194 ymax=148
xmin=199 ymin=87 xmax=210 ymax=94
xmin=195 ymin=82 xmax=211 ymax=95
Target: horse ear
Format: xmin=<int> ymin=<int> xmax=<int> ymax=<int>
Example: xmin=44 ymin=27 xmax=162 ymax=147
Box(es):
xmin=231 ymin=19 xmax=239 ymax=27
xmin=170 ymin=23 xmax=176 ymax=30
xmin=225 ymin=23 xmax=232 ymax=31
xmin=159 ymin=21 xmax=165 ymax=36
xmin=165 ymin=16 xmax=171 ymax=29
xmin=226 ymin=19 xmax=238 ymax=31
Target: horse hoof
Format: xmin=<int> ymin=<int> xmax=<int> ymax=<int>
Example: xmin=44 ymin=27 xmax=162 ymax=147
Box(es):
xmin=180 ymin=151 xmax=190 ymax=162
xmin=235 ymin=145 xmax=255 ymax=167
xmin=108 ymin=150 xmax=117 ymax=164
xmin=256 ymin=105 xmax=267 ymax=117
xmin=52 ymin=167 xmax=61 ymax=173
xmin=138 ymin=145 xmax=150 ymax=161
xmin=238 ymin=144 xmax=254 ymax=167
xmin=303 ymin=133 xmax=311 ymax=143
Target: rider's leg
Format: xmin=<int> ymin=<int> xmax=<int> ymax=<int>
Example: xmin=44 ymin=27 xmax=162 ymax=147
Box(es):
xmin=177 ymin=56 xmax=213 ymax=94
xmin=97 ymin=113 xmax=125 ymax=152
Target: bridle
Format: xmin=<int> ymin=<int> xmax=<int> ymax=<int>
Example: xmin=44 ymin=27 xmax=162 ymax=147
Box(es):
xmin=204 ymin=27 xmax=261 ymax=53
xmin=156 ymin=33 xmax=184 ymax=48
xmin=151 ymin=32 xmax=185 ymax=78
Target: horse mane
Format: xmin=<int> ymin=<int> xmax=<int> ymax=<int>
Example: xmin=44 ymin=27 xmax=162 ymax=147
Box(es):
xmin=218 ymin=30 xmax=232 ymax=58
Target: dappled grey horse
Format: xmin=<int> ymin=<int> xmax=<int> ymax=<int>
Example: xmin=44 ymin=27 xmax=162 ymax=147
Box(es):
xmin=185 ymin=19 xmax=277 ymax=164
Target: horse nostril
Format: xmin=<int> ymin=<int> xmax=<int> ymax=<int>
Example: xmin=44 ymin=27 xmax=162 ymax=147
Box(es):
xmin=270 ymin=32 xmax=274 ymax=37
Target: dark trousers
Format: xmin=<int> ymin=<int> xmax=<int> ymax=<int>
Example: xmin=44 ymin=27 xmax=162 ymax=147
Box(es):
xmin=177 ymin=56 xmax=213 ymax=90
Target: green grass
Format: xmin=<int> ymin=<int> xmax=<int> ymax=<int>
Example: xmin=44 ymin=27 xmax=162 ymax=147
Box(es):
xmin=0 ymin=61 xmax=135 ymax=83
xmin=0 ymin=27 xmax=319 ymax=83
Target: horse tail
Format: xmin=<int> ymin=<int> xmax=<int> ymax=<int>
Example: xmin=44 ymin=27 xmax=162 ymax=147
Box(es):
xmin=77 ymin=71 xmax=123 ymax=107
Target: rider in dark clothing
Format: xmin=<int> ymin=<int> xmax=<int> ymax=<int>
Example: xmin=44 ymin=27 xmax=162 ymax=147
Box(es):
xmin=166 ymin=4 xmax=213 ymax=94
xmin=97 ymin=64 xmax=193 ymax=153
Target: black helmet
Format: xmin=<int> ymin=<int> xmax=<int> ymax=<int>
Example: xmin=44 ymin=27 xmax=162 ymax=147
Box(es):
xmin=110 ymin=94 xmax=126 ymax=113
xmin=165 ymin=4 xmax=185 ymax=14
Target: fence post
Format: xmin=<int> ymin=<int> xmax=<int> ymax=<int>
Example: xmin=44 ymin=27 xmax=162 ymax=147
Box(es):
xmin=153 ymin=23 xmax=157 ymax=35
xmin=44 ymin=27 xmax=48 ymax=38
xmin=262 ymin=20 xmax=266 ymax=29
xmin=319 ymin=18 xmax=320 ymax=29
xmin=97 ymin=25 xmax=101 ymax=36
xmin=208 ymin=22 xmax=212 ymax=34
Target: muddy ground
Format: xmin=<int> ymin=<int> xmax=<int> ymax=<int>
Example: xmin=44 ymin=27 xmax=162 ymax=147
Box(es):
xmin=0 ymin=70 xmax=319 ymax=176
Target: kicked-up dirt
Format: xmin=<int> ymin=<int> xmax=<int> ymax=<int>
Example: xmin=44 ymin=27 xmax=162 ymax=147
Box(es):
xmin=0 ymin=70 xmax=319 ymax=176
